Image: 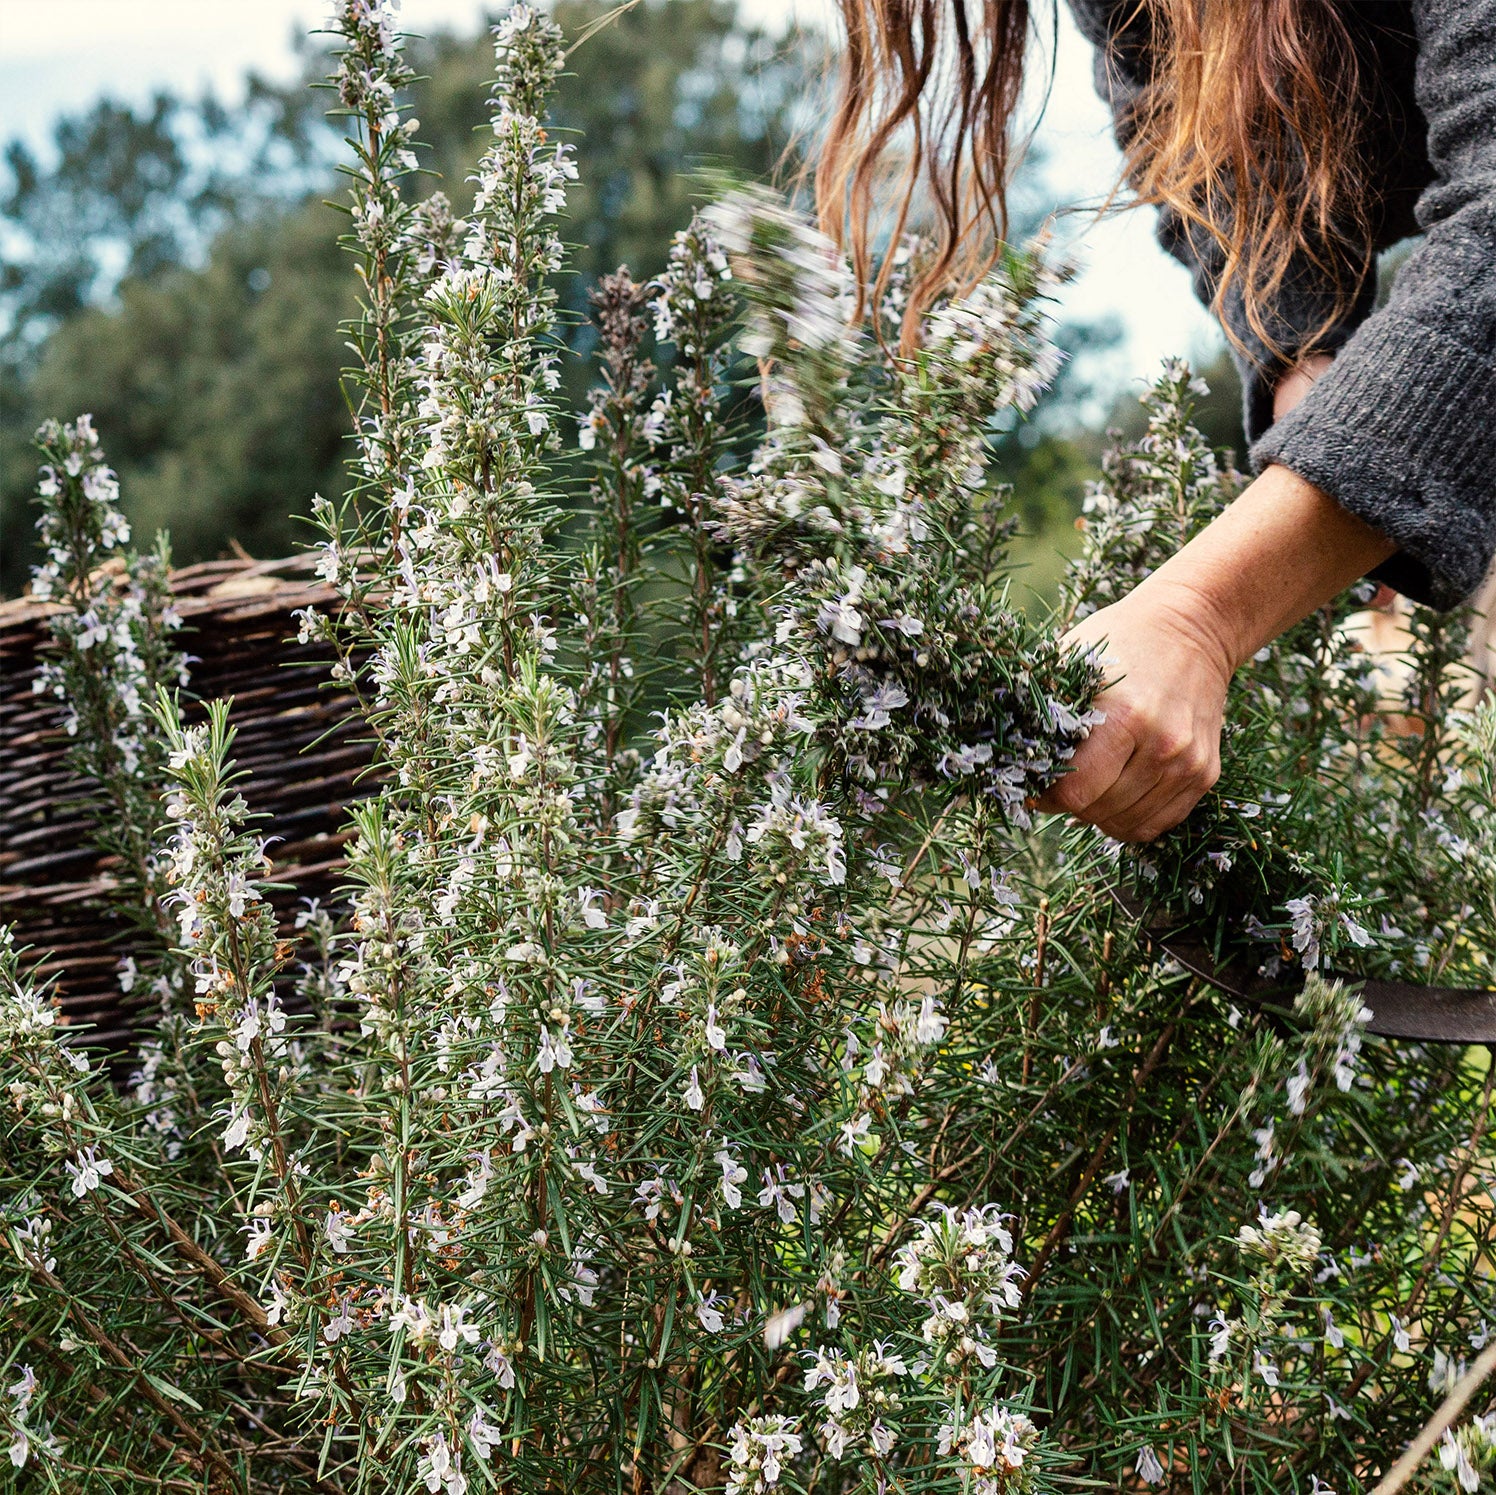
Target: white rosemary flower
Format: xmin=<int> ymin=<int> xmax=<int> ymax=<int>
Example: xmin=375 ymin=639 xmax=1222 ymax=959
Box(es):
xmin=725 ymin=1414 xmax=803 ymax=1494
xmin=63 ymin=1146 xmax=114 ymax=1199
xmin=1237 ymin=1208 xmax=1323 ymax=1275
xmin=1135 ymin=1444 xmax=1166 ymax=1485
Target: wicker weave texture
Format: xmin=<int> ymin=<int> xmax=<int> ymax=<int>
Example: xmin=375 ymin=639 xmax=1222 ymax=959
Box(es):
xmin=0 ymin=556 xmax=376 ymax=1050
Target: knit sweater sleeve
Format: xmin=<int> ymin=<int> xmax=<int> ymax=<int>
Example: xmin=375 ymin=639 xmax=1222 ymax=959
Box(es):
xmin=1251 ymin=0 xmax=1496 ymax=609
xmin=1067 ymin=0 xmax=1496 ymax=608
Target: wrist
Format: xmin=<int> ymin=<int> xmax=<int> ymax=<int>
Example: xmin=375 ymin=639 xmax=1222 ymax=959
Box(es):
xmin=1131 ymin=464 xmax=1397 ymax=672
xmin=1129 ymin=568 xmax=1247 ymax=682
xmin=1273 ymin=350 xmax=1335 ymax=421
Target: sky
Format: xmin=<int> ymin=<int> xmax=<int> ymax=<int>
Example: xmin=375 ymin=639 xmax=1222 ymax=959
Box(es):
xmin=0 ymin=0 xmax=1224 ymax=391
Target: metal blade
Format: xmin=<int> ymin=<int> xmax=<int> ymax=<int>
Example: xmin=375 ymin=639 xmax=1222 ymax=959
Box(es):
xmin=1108 ymin=886 xmax=1496 ymax=1045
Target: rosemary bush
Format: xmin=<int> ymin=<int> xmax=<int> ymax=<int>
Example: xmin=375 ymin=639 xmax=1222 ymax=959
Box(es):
xmin=5 ymin=5 xmax=1496 ymax=1492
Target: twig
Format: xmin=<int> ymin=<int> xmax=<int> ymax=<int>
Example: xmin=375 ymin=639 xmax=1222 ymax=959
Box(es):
xmin=1020 ymin=897 xmax=1050 ymax=1086
xmin=117 ymin=1166 xmax=291 ymax=1348
xmin=1021 ymin=1021 xmax=1177 ymax=1298
xmin=1096 ymin=929 xmax=1115 ymax=1015
xmin=1370 ymin=1336 xmax=1496 ymax=1495
xmin=898 ymin=796 xmax=966 ymax=888
xmin=29 ymin=1258 xmax=237 ymax=1487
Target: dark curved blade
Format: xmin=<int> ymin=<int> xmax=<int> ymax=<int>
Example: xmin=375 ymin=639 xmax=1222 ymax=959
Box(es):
xmin=1109 ymin=886 xmax=1496 ymax=1045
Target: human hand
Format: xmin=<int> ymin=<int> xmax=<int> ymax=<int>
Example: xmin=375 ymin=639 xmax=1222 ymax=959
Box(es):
xmin=1034 ymin=349 xmax=1395 ymax=844
xmin=1035 ymin=580 xmax=1235 ymax=842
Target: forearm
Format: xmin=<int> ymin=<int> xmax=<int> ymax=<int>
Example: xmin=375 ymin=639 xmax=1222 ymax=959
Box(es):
xmin=1126 ymin=462 xmax=1398 ymax=677
xmin=1042 ymin=357 xmax=1399 ymax=843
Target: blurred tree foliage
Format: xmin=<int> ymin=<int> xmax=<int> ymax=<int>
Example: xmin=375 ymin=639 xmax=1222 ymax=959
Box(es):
xmin=0 ymin=0 xmax=1200 ymax=600
xmin=0 ymin=0 xmax=812 ymax=591
xmin=12 ymin=207 xmax=353 ymax=570
xmin=1000 ymin=344 xmax=1244 ymax=605
xmin=0 ymin=80 xmax=330 ymax=365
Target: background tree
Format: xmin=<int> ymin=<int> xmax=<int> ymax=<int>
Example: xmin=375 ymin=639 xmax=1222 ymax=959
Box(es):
xmin=0 ymin=0 xmax=812 ymax=592
xmin=0 ymin=0 xmax=1148 ymax=603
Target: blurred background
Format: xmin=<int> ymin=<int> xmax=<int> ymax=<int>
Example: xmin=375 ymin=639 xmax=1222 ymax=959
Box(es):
xmin=0 ymin=0 xmax=1245 ymax=601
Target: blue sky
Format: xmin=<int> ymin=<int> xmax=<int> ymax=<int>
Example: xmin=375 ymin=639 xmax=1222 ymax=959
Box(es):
xmin=0 ymin=0 xmax=1224 ymax=395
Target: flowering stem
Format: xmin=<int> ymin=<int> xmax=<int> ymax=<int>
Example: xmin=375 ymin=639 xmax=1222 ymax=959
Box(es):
xmin=1333 ymin=1061 xmax=1496 ymax=1415
xmin=7 ymin=1008 xmax=296 ymax=1359
xmin=1020 ymin=896 xmax=1051 ymax=1086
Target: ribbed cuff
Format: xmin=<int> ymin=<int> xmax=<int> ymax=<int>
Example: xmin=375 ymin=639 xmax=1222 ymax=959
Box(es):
xmin=1249 ymin=316 xmax=1496 ymax=610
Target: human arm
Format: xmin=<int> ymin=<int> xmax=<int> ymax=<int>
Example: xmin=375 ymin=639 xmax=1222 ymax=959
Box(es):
xmin=1045 ymin=0 xmax=1496 ymax=839
xmin=1249 ymin=0 xmax=1496 ymax=610
xmin=1070 ymin=0 xmax=1496 ymax=607
xmin=1061 ymin=0 xmax=1424 ymax=440
xmin=1034 ymin=445 xmax=1396 ymax=841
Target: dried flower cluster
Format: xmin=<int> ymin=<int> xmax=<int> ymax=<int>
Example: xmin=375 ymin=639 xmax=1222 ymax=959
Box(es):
xmin=3 ymin=4 xmax=1496 ymax=1493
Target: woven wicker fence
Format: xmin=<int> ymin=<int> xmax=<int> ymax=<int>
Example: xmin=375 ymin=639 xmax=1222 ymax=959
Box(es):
xmin=0 ymin=556 xmax=375 ymax=1051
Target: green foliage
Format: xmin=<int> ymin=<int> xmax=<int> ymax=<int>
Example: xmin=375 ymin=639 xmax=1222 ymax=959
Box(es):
xmin=0 ymin=92 xmax=275 ymax=355
xmin=418 ymin=0 xmax=811 ymax=322
xmin=10 ymin=207 xmax=355 ymax=572
xmin=4 ymin=6 xmax=1496 ymax=1494
xmin=25 ymin=415 xmax=188 ymax=939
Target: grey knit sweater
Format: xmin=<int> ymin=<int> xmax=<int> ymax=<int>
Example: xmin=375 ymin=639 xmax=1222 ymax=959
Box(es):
xmin=1066 ymin=0 xmax=1496 ymax=609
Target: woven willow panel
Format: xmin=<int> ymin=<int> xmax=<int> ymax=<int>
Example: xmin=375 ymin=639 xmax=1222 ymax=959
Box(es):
xmin=0 ymin=556 xmax=375 ymax=1052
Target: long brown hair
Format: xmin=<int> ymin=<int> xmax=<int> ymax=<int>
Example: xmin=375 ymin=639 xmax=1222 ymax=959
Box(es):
xmin=812 ymin=0 xmax=1372 ymax=365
